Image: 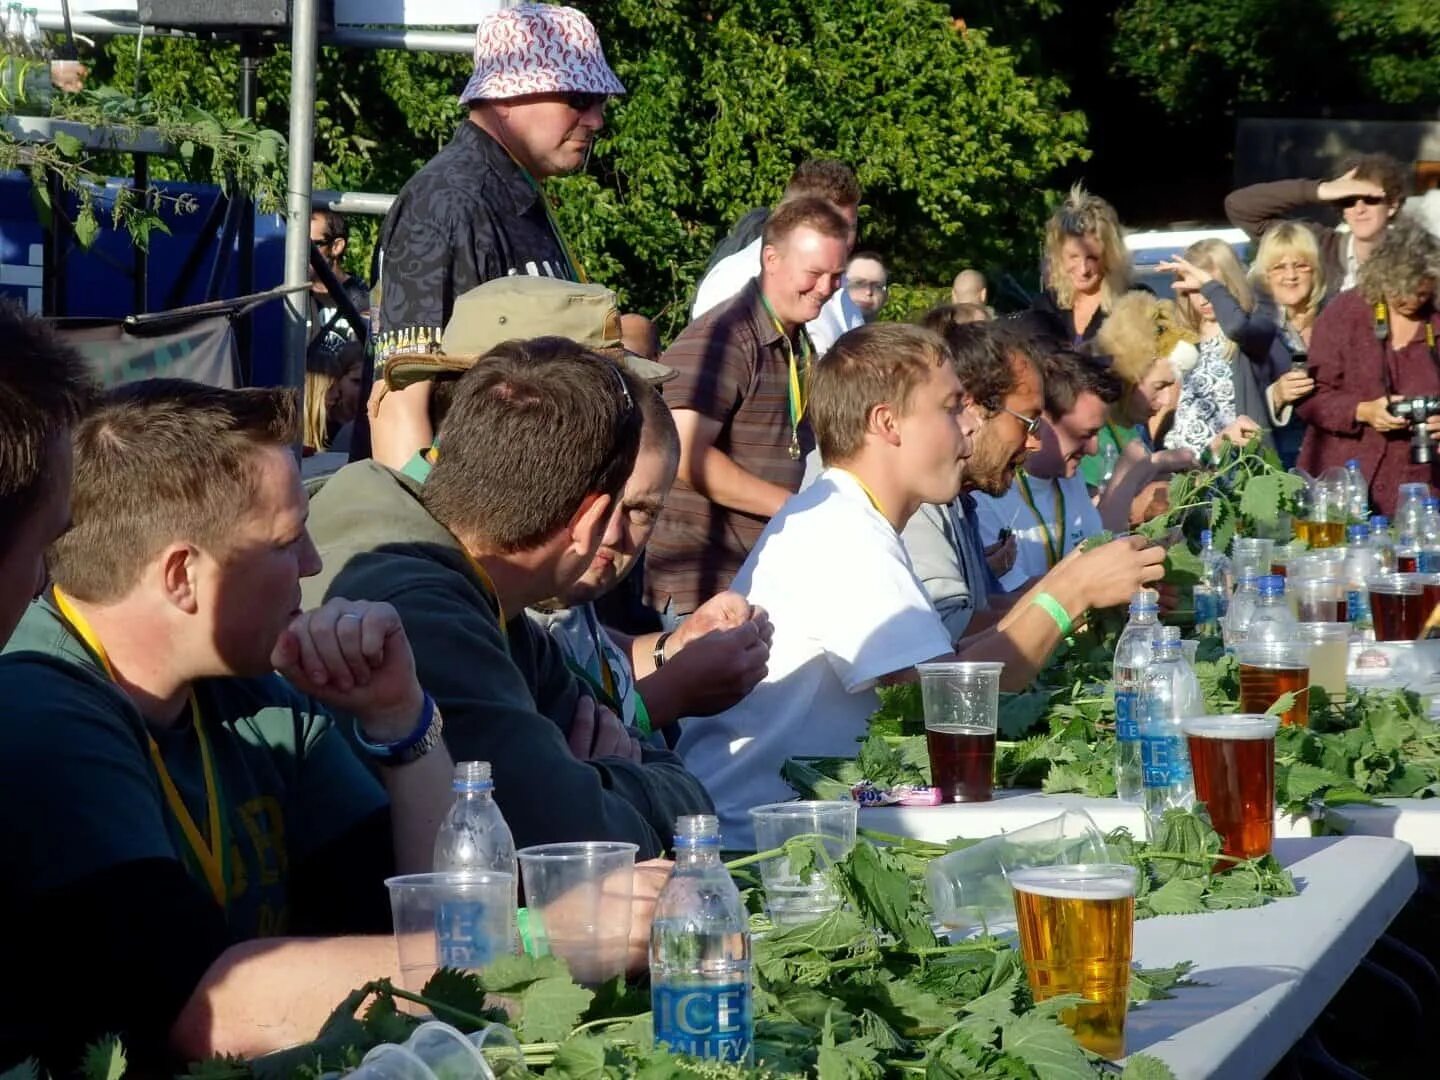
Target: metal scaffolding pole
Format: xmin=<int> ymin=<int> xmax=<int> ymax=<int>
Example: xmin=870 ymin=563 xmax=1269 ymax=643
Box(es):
xmin=282 ymin=0 xmax=321 ymax=396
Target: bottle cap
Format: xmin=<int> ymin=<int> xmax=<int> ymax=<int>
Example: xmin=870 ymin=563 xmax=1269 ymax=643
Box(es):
xmin=1371 ymin=515 xmax=1390 ymax=527
xmin=453 ymin=760 xmax=494 ymax=790
xmin=1348 ymin=524 xmax=1369 ymax=542
xmin=1201 ymin=528 xmax=1213 ymax=545
xmin=1130 ymin=587 xmax=1159 ymax=613
xmin=1258 ymin=575 xmax=1285 ymax=597
xmin=1346 ymin=459 xmax=1360 ymax=470
xmin=674 ymin=814 xmax=721 ymax=846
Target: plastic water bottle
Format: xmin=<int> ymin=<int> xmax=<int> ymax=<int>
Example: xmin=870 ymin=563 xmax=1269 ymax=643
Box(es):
xmin=1368 ymin=515 xmax=1395 ymax=569
xmin=1100 ymin=441 xmax=1120 ymax=487
xmin=3 ymin=4 xmax=22 ymax=49
xmin=1247 ymin=575 xmax=1297 ymax=644
xmin=1224 ymin=571 xmax=1262 ymax=648
xmin=434 ymin=762 xmax=517 ymax=877
xmin=19 ymin=7 xmax=43 ymax=58
xmin=1139 ymin=627 xmax=1201 ymax=828
xmin=1112 ymin=589 xmax=1160 ymax=804
xmin=1195 ymin=529 xmax=1233 ymax=635
xmin=1344 ymin=459 xmax=1368 ymax=523
xmin=1345 ymin=527 xmax=1382 ymax=635
xmin=651 ymin=815 xmax=753 ymax=1064
xmin=1420 ymin=500 xmax=1440 ymax=573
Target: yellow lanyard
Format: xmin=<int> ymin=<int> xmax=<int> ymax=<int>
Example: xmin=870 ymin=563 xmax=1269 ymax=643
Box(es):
xmin=833 ymin=468 xmax=888 ymax=521
xmin=582 ymin=604 xmax=617 ymax=700
xmin=1016 ymin=469 xmax=1066 ymax=568
xmin=52 ymin=588 xmax=231 ymax=910
xmin=759 ymin=293 xmax=814 ymax=458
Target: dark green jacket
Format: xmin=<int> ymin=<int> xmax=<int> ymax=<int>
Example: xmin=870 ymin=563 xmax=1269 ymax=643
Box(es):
xmin=303 ymin=462 xmax=713 ymax=857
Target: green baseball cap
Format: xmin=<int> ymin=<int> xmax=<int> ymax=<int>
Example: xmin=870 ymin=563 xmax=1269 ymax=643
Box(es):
xmin=384 ymin=277 xmax=674 ymax=390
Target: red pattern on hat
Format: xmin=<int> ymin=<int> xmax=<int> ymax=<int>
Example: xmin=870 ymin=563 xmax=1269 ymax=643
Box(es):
xmin=460 ymin=4 xmax=625 ymax=104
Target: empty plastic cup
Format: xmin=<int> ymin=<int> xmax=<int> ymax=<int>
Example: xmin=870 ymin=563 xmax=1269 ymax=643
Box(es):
xmin=748 ymin=800 xmax=857 ymax=927
xmin=386 ymin=871 xmax=515 ymax=993
xmin=517 ymin=841 xmax=637 ymax=985
xmin=925 ymin=810 xmax=1109 ymax=934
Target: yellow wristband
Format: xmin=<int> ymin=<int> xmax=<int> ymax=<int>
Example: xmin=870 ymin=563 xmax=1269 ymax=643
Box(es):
xmin=1032 ymin=591 xmax=1074 ymax=637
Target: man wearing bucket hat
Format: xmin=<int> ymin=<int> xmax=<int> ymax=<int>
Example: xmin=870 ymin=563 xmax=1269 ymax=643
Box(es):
xmin=364 ymin=275 xmax=772 ymax=745
xmin=358 ymin=2 xmax=624 ymax=461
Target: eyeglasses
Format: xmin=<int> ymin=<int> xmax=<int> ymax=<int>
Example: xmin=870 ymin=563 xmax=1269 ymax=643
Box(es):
xmin=608 ymin=362 xmax=635 ymax=418
xmin=848 ymin=279 xmax=888 ymax=295
xmin=563 ymin=91 xmax=607 ymax=113
xmin=993 ymin=405 xmax=1042 ymax=437
xmin=1334 ymin=194 xmax=1387 ymax=209
xmin=1267 ymin=261 xmax=1313 ymax=275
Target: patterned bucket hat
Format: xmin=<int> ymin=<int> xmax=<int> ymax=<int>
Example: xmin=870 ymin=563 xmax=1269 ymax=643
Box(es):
xmin=459 ymin=4 xmax=626 ymax=105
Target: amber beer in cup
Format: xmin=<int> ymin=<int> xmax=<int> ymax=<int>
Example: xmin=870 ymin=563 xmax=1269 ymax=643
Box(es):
xmin=1238 ymin=642 xmax=1311 ymax=728
xmin=1011 ymin=864 xmax=1138 ymax=1059
xmin=1369 ymin=574 xmax=1426 ymax=641
xmin=1182 ymin=714 xmax=1279 ymax=861
xmin=917 ymin=661 xmax=1003 ymax=802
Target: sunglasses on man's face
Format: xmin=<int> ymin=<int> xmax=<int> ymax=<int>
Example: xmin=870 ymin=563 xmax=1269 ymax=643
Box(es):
xmin=1335 ymin=194 xmax=1387 ymax=210
xmin=562 ymin=91 xmax=607 ymax=113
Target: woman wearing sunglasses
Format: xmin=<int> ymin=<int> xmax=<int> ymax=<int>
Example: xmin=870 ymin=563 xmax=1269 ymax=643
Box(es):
xmin=1225 ymin=153 xmax=1409 ymax=295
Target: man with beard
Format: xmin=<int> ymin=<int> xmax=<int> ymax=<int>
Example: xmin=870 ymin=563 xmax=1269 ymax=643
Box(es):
xmin=901 ymin=312 xmax=1165 ymax=688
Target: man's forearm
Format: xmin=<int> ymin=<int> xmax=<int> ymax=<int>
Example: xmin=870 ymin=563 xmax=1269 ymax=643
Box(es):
xmin=171 ymin=936 xmax=399 ymax=1058
xmin=693 ymin=446 xmax=791 ymax=518
xmin=958 ymin=575 xmax=1088 ymax=689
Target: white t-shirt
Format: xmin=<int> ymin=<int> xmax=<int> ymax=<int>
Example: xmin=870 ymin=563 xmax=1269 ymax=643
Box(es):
xmin=676 ymin=469 xmax=953 ymax=847
xmin=973 ymin=471 xmax=1103 ymax=592
xmin=691 ymin=237 xmax=864 ymax=357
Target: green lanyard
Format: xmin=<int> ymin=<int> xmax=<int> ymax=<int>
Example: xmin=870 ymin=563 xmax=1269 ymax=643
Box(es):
xmin=758 ymin=293 xmax=814 ymax=460
xmin=1016 ymin=468 xmax=1067 ymax=568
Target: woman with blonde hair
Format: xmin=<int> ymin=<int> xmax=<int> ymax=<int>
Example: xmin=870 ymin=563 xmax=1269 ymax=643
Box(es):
xmin=1079 ymin=292 xmax=1201 ymax=487
xmin=1158 ymin=238 xmax=1284 ymax=457
xmin=1298 ymin=215 xmax=1440 ymax=515
xmin=1032 ymin=185 xmax=1135 ymax=343
xmin=303 ymin=341 xmax=365 ymax=453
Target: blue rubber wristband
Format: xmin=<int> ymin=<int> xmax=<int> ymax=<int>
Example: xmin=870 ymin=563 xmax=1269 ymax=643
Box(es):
xmin=354 ymin=692 xmax=436 ymax=763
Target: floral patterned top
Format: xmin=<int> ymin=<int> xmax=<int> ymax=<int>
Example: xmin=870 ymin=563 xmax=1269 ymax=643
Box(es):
xmin=1165 ymin=335 xmax=1237 ymax=456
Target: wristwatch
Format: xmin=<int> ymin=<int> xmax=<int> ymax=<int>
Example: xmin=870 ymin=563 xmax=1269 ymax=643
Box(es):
xmin=354 ymin=693 xmax=445 ymax=766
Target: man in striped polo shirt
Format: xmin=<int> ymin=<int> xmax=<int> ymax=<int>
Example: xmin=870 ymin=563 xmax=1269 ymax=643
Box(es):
xmin=645 ymin=197 xmax=851 ymax=625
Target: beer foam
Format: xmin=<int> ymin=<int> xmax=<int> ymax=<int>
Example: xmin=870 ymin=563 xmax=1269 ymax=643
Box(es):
xmin=1181 ymin=714 xmax=1278 ymax=740
xmin=1009 ymin=867 xmax=1136 ymax=901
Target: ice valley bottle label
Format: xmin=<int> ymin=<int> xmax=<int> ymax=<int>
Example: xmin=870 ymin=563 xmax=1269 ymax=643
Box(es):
xmin=652 ymin=982 xmax=753 ymax=1062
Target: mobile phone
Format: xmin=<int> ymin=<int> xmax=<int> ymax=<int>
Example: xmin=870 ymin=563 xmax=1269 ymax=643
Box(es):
xmin=996 ymin=527 xmax=1013 ymax=544
xmin=1290 ymin=351 xmax=1309 ymax=372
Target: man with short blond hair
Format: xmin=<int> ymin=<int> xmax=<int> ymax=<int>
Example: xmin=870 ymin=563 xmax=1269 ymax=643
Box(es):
xmin=646 ymin=197 xmax=852 ymax=621
xmin=678 ymin=321 xmax=977 ymax=842
xmin=1 ymin=381 xmax=453 ymax=1068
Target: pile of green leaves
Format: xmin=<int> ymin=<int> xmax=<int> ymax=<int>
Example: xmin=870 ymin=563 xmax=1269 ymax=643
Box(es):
xmin=24 ymin=838 xmax=1192 ymax=1080
xmin=1274 ymin=687 xmax=1440 ymax=817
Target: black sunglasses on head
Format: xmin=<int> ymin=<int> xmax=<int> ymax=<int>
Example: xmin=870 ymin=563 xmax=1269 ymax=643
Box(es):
xmin=1335 ymin=194 xmax=1387 ymax=209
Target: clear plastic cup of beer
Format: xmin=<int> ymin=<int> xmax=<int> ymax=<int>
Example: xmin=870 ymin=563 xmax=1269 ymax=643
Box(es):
xmin=1181 ymin=714 xmax=1280 ymax=862
xmin=916 ymin=661 xmax=1004 ymax=803
xmin=1236 ymin=641 xmax=1311 ymax=728
xmin=1010 ymin=864 xmax=1139 ymax=1058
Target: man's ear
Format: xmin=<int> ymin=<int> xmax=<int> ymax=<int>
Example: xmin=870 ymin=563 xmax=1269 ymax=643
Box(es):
xmin=332 ymin=236 xmax=348 ymax=259
xmin=869 ymin=401 xmax=901 ymax=447
xmin=567 ymin=491 xmax=613 ymax=556
xmin=159 ymin=543 xmax=201 ymax=615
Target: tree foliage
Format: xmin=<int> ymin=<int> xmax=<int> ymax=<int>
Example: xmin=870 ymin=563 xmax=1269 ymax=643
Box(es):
xmin=90 ymin=0 xmax=1086 ymax=334
xmin=1111 ymin=0 xmax=1440 ymax=118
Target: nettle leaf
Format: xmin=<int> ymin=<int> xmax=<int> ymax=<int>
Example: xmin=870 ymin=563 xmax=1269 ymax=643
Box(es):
xmin=1280 ymin=762 xmax=1347 ymax=805
xmin=1122 ymin=1053 xmax=1180 ymax=1080
xmin=999 ymin=1011 xmax=1093 ymax=1080
xmin=840 ymin=841 xmax=936 ymax=950
xmin=1129 ymin=961 xmax=1198 ymax=1003
xmin=80 ymin=1037 xmax=126 ymax=1080
xmin=52 ymin=129 xmax=85 ymax=159
xmin=0 ymin=1062 xmax=39 ymax=1080
xmin=1143 ymin=877 xmax=1206 ymax=916
xmin=548 ymin=1036 xmax=608 ymax=1080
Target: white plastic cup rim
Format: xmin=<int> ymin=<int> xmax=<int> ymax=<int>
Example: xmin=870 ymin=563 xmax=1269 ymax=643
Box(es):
xmin=1368 ymin=574 xmax=1423 ymax=594
xmin=749 ymin=800 xmax=857 ymax=822
xmin=1007 ymin=863 xmax=1139 ymax=900
xmin=385 ymin=870 xmax=514 ymax=891
xmin=515 ymin=842 xmax=638 ymax=864
xmin=1181 ymin=713 xmax=1280 ymax=739
xmin=1295 ymin=621 xmax=1352 ymax=641
xmin=916 ymin=661 xmax=1005 ymax=678
xmin=1237 ymin=642 xmax=1310 ymax=663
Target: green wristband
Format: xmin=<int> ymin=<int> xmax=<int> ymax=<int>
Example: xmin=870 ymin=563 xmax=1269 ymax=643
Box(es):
xmin=517 ymin=907 xmax=537 ymax=956
xmin=1032 ymin=591 xmax=1074 ymax=637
